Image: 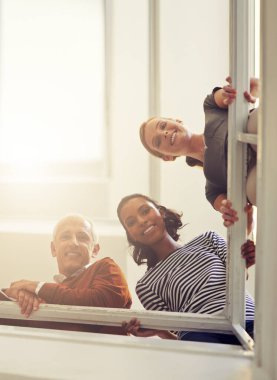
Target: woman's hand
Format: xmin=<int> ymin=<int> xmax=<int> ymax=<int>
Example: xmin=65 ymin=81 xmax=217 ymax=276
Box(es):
xmin=220 ymin=199 xmax=253 ymax=235
xmin=220 ymin=199 xmax=239 ymax=227
xmin=222 ymin=76 xmax=237 ymax=105
xmin=223 ymin=76 xmax=259 ymax=105
xmin=122 ymin=318 xmax=159 ymax=338
xmin=241 ymin=239 xmax=255 ymax=268
xmin=122 ymin=318 xmax=176 ymax=340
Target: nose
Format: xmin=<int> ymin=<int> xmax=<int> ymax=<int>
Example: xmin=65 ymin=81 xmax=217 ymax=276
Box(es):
xmin=157 ymin=129 xmax=168 ymax=137
xmin=137 ymin=215 xmax=147 ymax=225
xmin=69 ymin=235 xmax=79 ymax=246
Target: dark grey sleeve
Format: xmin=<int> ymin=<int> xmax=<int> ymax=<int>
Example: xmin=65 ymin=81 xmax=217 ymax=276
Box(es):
xmin=205 ymin=180 xmax=225 ymax=207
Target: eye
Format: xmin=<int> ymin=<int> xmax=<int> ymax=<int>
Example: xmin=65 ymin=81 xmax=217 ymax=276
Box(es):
xmin=141 ymin=206 xmax=150 ymax=215
xmin=160 ymin=121 xmax=166 ymax=130
xmin=125 ymin=218 xmax=136 ymax=228
xmin=60 ymin=233 xmax=71 ymax=241
xmin=77 ymin=233 xmax=90 ymax=242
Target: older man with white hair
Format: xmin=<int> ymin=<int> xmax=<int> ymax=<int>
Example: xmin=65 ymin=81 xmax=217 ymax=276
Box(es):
xmin=0 ymin=214 xmax=132 ymax=334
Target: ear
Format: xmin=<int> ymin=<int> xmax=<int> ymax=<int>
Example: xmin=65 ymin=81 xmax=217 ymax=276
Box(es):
xmin=51 ymin=241 xmax=56 ymax=258
xmin=91 ymin=243 xmax=100 ymax=258
xmin=162 ymin=155 xmax=177 ymax=161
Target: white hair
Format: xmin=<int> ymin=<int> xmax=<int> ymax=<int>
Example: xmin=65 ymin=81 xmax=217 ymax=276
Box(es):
xmin=52 ymin=214 xmax=98 ymax=243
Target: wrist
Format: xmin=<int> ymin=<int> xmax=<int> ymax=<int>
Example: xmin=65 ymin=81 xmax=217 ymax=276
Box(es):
xmin=35 ymin=282 xmax=45 ymax=295
xmin=157 ymin=330 xmax=177 ymax=340
xmin=0 ymin=288 xmax=17 ymax=301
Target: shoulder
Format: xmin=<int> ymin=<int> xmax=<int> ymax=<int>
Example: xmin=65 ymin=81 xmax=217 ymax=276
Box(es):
xmin=202 ymin=231 xmax=227 ymax=251
xmin=202 ymin=230 xmax=225 ymax=242
xmin=88 ymin=257 xmax=122 ymax=272
xmin=95 ymin=257 xmax=117 ymax=265
xmin=186 ymin=231 xmax=225 ymax=247
xmin=184 ymin=231 xmax=213 ymax=246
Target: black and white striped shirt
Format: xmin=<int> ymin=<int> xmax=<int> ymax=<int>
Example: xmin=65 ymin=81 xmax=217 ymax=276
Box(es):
xmin=136 ymin=231 xmax=255 ymax=320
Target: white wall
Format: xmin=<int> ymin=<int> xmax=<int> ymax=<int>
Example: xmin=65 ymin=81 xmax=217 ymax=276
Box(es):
xmin=159 ymin=0 xmax=228 ymax=241
xmin=108 ymin=0 xmax=150 ymax=212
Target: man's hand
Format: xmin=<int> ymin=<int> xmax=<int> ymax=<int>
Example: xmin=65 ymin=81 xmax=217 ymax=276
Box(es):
xmin=4 ymin=287 xmax=40 ymax=317
xmin=17 ymin=290 xmax=40 ymax=317
xmin=241 ymin=239 xmax=255 ymax=268
xmin=10 ymin=280 xmax=39 ymax=294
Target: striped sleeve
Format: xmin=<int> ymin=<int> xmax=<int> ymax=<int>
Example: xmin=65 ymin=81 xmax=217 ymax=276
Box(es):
xmin=136 ymin=282 xmax=170 ymax=311
xmin=204 ymin=231 xmax=227 ymax=266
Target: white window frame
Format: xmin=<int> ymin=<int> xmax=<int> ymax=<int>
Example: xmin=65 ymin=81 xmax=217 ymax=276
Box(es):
xmin=0 ymin=0 xmax=260 ymax=355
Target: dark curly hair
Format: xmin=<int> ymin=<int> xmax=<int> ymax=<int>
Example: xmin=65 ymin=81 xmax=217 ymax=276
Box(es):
xmin=117 ymin=193 xmax=184 ymax=270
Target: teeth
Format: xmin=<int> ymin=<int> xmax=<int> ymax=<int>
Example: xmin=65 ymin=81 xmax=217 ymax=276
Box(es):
xmin=170 ymin=131 xmax=177 ymax=145
xmin=143 ymin=226 xmax=154 ymax=235
xmin=66 ymin=252 xmax=80 ymax=257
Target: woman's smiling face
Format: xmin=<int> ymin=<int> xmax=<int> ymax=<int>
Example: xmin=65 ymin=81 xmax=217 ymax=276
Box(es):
xmin=143 ymin=118 xmax=191 ymax=160
xmin=119 ymin=196 xmax=167 ymax=246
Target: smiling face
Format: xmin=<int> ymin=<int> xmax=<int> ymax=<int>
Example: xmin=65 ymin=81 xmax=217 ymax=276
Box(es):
xmin=51 ymin=215 xmax=99 ymax=277
xmin=119 ymin=196 xmax=167 ymax=247
xmin=143 ymin=118 xmax=191 ymax=160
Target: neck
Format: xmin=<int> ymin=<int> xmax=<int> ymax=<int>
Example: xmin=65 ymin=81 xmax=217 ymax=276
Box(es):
xmin=151 ymin=235 xmax=182 ymax=262
xmin=185 ymin=133 xmax=205 ymax=162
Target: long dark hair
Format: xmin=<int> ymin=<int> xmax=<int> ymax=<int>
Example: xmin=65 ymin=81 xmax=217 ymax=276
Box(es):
xmin=117 ymin=194 xmax=184 ymax=270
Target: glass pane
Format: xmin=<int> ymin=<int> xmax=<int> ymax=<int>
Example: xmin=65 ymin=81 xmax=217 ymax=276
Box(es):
xmin=0 ymin=0 xmax=105 ymax=169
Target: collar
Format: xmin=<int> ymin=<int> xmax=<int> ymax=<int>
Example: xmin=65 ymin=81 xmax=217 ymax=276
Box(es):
xmin=53 ymin=262 xmax=93 ymax=284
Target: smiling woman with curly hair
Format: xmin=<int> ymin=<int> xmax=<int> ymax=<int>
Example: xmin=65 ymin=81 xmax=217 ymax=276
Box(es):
xmin=117 ymin=193 xmax=255 ymax=344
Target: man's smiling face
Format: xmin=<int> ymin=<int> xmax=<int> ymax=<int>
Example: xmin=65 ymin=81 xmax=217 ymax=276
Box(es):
xmin=51 ymin=216 xmax=98 ymax=277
